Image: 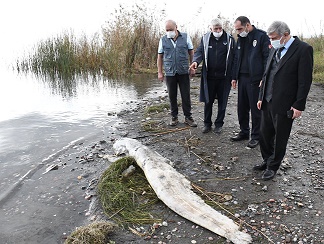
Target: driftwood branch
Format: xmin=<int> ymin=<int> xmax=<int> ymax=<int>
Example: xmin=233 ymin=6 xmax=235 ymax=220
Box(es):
xmin=113 ymin=138 xmax=252 ymax=244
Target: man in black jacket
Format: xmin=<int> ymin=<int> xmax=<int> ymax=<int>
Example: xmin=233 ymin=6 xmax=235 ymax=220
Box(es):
xmin=231 ymin=16 xmax=270 ymax=148
xmin=254 ymin=21 xmax=313 ymax=180
xmin=190 ymin=18 xmax=235 ymax=134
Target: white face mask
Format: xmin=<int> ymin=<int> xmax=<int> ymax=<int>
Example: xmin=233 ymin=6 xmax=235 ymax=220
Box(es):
xmin=271 ymin=37 xmax=285 ymax=49
xmin=213 ymin=31 xmax=223 ymax=38
xmin=166 ymin=31 xmax=176 ymax=39
xmin=239 ymin=26 xmax=248 ymax=37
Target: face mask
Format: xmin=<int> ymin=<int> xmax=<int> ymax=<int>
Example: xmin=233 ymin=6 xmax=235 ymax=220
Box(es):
xmin=213 ymin=31 xmax=223 ymax=38
xmin=239 ymin=26 xmax=248 ymax=37
xmin=271 ymin=37 xmax=285 ymax=49
xmin=166 ymin=31 xmax=176 ymax=39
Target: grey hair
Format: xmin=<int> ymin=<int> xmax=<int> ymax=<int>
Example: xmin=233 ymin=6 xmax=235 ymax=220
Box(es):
xmin=267 ymin=21 xmax=290 ymax=36
xmin=210 ymin=18 xmax=223 ymax=27
xmin=165 ymin=19 xmax=177 ymax=26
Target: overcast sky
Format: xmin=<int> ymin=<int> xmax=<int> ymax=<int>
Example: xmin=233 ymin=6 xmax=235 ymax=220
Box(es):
xmin=1 ymin=0 xmax=322 ymax=64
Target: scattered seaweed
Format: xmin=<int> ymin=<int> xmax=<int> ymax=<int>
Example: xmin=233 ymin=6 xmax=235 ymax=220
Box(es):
xmin=64 ymin=221 xmax=116 ymax=244
xmin=145 ymin=103 xmax=170 ymax=114
xmin=97 ymin=156 xmax=161 ymax=227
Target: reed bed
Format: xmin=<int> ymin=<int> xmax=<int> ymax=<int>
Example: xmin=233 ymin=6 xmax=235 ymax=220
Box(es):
xmin=16 ymin=4 xmax=162 ymax=79
xmin=15 ymin=4 xmax=324 ymax=83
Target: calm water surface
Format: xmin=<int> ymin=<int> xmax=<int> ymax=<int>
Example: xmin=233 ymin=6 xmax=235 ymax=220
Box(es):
xmin=0 ymin=65 xmax=163 ymax=194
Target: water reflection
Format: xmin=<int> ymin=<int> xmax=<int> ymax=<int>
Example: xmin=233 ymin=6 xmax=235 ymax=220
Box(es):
xmin=24 ymin=69 xmax=158 ymax=99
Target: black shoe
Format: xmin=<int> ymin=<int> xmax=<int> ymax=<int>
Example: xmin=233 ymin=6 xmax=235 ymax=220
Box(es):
xmin=262 ymin=169 xmax=276 ymax=181
xmin=247 ymin=139 xmax=259 ymax=148
xmin=202 ymin=126 xmax=211 ymax=133
xmin=230 ymin=133 xmax=249 ymax=141
xmin=253 ymin=161 xmax=267 ymax=171
xmin=213 ymin=126 xmax=222 ymax=134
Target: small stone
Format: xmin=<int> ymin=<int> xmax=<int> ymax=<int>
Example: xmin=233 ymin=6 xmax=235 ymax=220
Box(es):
xmin=297 ymin=202 xmax=304 ymax=207
xmin=224 ymin=195 xmax=233 ymax=201
xmin=85 ymin=195 xmax=93 ymax=200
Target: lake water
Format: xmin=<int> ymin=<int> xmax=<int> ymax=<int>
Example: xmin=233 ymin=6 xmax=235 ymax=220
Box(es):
xmin=0 ymin=0 xmax=168 ymax=201
xmin=0 ymin=64 xmax=164 ymax=197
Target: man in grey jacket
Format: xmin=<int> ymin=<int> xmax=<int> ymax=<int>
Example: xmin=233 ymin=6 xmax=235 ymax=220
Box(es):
xmin=190 ymin=18 xmax=235 ymax=133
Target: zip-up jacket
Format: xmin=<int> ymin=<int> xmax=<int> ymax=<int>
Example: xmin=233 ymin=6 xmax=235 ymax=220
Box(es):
xmin=232 ymin=25 xmax=270 ymax=84
xmin=193 ymin=31 xmax=235 ymax=103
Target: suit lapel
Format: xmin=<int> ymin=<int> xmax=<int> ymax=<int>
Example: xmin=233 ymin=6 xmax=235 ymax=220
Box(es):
xmin=277 ymin=37 xmax=299 ymax=71
xmin=265 ymin=48 xmax=276 ymax=73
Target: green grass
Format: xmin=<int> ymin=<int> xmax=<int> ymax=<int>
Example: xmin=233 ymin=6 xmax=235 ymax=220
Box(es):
xmin=306 ymin=35 xmax=324 ymax=83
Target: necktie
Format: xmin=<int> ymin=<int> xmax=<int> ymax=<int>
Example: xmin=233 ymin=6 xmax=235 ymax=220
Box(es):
xmin=276 ymin=47 xmax=285 ymax=62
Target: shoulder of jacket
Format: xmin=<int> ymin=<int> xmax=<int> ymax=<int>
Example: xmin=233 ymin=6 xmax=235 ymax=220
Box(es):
xmin=254 ymin=27 xmax=267 ymax=35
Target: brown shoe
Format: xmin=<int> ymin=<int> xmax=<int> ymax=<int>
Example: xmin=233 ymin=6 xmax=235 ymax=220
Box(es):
xmin=169 ymin=117 xmax=178 ymax=126
xmin=184 ymin=117 xmax=197 ymax=127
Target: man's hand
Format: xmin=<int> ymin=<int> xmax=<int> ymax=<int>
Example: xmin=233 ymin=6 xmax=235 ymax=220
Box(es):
xmin=257 ymin=100 xmax=262 ymax=110
xmin=189 ymin=68 xmax=196 ymax=78
xmin=189 ymin=62 xmax=197 ymax=71
xmin=158 ymin=72 xmax=164 ymax=82
xmin=291 ymin=107 xmax=302 ymax=119
xmin=189 ymin=62 xmax=197 ymax=78
xmin=231 ymin=80 xmax=237 ymax=89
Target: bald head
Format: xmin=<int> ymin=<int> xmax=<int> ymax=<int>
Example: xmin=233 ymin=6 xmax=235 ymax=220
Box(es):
xmin=165 ymin=19 xmax=177 ymax=32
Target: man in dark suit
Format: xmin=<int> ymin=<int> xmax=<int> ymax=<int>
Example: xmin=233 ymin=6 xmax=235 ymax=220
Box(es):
xmin=254 ymin=21 xmax=313 ymax=180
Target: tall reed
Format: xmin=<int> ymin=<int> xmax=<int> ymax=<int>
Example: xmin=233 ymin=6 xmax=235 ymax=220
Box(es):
xmin=16 ymin=3 xmax=163 ymax=79
xmin=15 ymin=5 xmax=324 ymax=84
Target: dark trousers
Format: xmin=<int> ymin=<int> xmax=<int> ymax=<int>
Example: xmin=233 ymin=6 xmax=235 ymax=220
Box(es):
xmin=204 ymin=77 xmax=230 ymax=127
xmin=165 ymin=74 xmax=192 ymax=118
xmin=237 ymin=74 xmax=261 ymax=140
xmin=260 ymin=101 xmax=294 ymax=171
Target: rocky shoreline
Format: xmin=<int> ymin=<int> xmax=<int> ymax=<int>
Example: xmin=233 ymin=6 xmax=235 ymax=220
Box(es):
xmin=79 ymin=78 xmax=323 ymax=243
xmin=3 ymin=77 xmax=320 ymax=243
